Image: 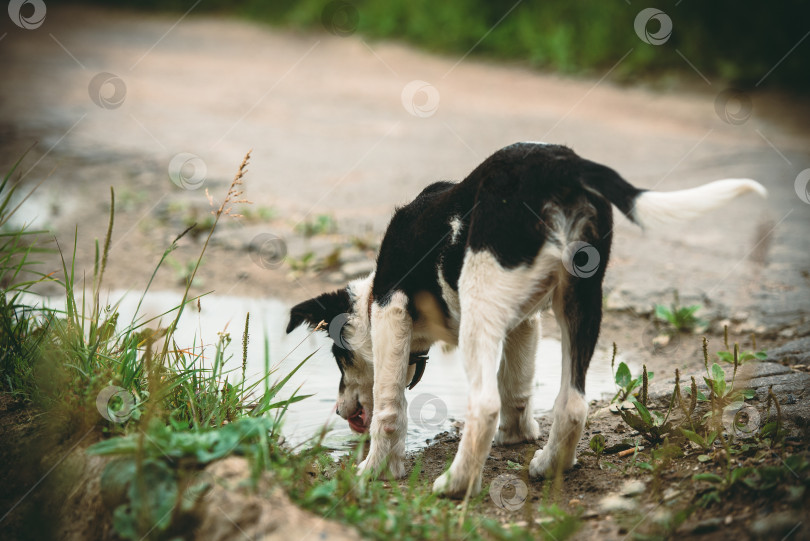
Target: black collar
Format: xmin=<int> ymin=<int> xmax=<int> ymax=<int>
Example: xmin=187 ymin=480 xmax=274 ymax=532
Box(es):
xmin=408 ymin=351 xmax=428 ymax=390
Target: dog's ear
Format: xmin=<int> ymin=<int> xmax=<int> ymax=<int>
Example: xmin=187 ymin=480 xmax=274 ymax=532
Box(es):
xmin=286 ymin=288 xmax=352 ymax=334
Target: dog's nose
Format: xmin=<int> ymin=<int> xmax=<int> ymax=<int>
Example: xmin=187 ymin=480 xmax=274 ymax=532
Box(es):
xmin=334 ymin=403 xmax=340 ymax=417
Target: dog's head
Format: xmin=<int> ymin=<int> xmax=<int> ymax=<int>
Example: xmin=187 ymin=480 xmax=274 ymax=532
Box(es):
xmin=286 ymin=275 xmax=375 ymax=433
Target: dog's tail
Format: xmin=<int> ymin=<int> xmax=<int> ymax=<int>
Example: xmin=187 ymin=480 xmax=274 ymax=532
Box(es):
xmin=581 ymin=160 xmax=767 ymax=228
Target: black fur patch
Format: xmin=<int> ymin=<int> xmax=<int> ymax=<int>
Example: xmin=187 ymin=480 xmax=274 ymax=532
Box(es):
xmin=369 ymin=142 xmax=643 ymax=392
xmin=286 ymin=288 xmax=351 ymax=333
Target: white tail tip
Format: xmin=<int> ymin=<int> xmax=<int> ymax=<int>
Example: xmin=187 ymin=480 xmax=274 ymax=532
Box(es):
xmin=633 ymin=178 xmax=767 ymax=227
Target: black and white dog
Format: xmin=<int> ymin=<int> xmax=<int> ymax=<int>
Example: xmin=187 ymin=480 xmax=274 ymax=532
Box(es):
xmin=286 ymin=142 xmax=765 ymax=498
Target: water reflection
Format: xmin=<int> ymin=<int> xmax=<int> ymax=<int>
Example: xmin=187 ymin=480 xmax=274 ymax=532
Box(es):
xmin=29 ymin=290 xmax=629 ymax=452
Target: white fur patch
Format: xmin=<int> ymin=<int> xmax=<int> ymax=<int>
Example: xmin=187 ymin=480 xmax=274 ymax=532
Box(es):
xmin=449 ymin=216 xmax=463 ymax=244
xmin=358 ymin=291 xmax=412 ymax=479
xmin=633 ymin=178 xmax=767 ymax=227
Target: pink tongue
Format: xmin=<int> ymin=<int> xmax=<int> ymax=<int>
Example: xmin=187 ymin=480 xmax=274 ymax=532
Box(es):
xmin=348 ymin=408 xmax=367 ymax=433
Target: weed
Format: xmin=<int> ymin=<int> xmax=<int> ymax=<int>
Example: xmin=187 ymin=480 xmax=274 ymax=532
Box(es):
xmin=286 ymin=250 xmax=316 ymax=272
xmin=618 ymin=364 xmax=678 ymax=445
xmin=350 ymin=234 xmax=378 ymax=253
xmin=165 ymin=255 xmax=202 ymax=287
xmin=692 ymin=454 xmax=810 ymax=507
xmin=653 ymin=291 xmax=706 ymax=333
xmin=589 ymin=434 xmax=606 ymax=468
xmin=717 ymin=325 xmax=767 ymax=365
xmin=240 ymin=205 xmax=276 ymax=222
xmin=610 ymin=343 xmax=654 ymax=404
xmin=296 ymin=213 xmax=337 ymax=237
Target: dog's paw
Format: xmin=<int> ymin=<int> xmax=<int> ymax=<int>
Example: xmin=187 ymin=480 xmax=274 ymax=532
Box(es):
xmin=357 ymin=453 xmax=406 ymax=480
xmin=528 ymin=447 xmax=553 ymax=478
xmin=529 ymin=446 xmax=576 ymax=478
xmin=494 ymin=418 xmax=540 ymax=446
xmin=432 ymin=469 xmax=482 ymax=498
xmin=386 ymin=454 xmax=407 ymax=479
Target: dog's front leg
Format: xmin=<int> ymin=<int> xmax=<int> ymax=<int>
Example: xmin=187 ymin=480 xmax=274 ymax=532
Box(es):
xmin=357 ymin=291 xmax=411 ymax=479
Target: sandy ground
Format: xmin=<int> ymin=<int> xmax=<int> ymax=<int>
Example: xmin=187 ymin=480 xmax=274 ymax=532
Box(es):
xmin=2 ymin=4 xmax=810 ymax=540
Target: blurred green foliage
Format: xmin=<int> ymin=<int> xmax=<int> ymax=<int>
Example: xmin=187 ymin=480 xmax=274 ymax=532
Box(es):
xmin=77 ymin=0 xmax=808 ymax=89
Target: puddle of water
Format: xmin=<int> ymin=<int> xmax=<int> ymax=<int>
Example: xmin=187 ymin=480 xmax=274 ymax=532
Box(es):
xmin=25 ymin=290 xmax=630 ymax=452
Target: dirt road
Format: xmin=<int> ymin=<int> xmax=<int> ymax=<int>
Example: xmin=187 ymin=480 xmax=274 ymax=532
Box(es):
xmin=2 ymin=5 xmax=809 ymax=331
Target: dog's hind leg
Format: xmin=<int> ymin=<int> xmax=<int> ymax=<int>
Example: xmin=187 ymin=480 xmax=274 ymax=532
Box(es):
xmin=529 ymin=277 xmax=600 ymax=478
xmin=433 ymin=251 xmax=524 ymax=498
xmin=494 ymin=316 xmax=541 ymax=446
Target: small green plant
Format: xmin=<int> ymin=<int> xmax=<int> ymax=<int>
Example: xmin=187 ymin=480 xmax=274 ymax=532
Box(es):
xmin=610 ymin=343 xmax=654 ymax=403
xmin=286 ymin=251 xmax=316 ymax=272
xmin=165 ymin=255 xmax=202 ymax=287
xmin=654 ymin=291 xmax=706 ymax=333
xmin=698 ymin=338 xmax=756 ymax=411
xmin=589 ymin=434 xmax=606 ymax=468
xmin=241 ymin=205 xmax=276 ymax=222
xmin=296 ymin=214 xmax=337 ymax=237
xmin=350 ymin=234 xmax=378 ymax=253
xmin=716 ymin=326 xmax=767 ymax=365
xmin=692 ymin=454 xmax=810 ymax=507
xmin=619 ymin=368 xmax=677 ymax=445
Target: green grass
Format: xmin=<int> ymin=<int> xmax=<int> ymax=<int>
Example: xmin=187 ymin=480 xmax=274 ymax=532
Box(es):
xmin=78 ymin=0 xmax=810 ymax=90
xmin=0 ymin=153 xmax=579 ymax=541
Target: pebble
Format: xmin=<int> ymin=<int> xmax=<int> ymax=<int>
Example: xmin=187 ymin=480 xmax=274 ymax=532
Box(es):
xmin=599 ymin=493 xmax=637 ymax=513
xmin=691 ymin=517 xmax=724 ymax=534
xmin=779 ymin=328 xmax=797 ymax=339
xmin=620 ymin=479 xmax=646 ymax=497
xmin=751 ymin=513 xmax=802 ymax=538
xmin=662 ymin=487 xmax=681 ymax=501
